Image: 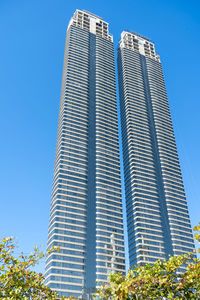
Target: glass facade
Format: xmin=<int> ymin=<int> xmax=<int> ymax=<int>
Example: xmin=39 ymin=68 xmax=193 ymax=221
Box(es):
xmin=45 ymin=10 xmax=125 ymax=299
xmin=118 ymin=31 xmax=195 ymax=267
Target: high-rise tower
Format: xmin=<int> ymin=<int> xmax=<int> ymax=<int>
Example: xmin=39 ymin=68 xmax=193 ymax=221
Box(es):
xmin=45 ymin=10 xmax=125 ymax=299
xmin=118 ymin=31 xmax=195 ymax=267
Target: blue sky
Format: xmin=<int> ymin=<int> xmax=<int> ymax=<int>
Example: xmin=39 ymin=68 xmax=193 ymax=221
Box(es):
xmin=0 ymin=0 xmax=199 ymax=270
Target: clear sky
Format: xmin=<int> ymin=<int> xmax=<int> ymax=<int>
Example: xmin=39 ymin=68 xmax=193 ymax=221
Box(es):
xmin=0 ymin=0 xmax=199 ymax=271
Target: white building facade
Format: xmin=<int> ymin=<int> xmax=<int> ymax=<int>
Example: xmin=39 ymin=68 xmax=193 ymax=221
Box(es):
xmin=118 ymin=31 xmax=195 ymax=267
xmin=45 ymin=10 xmax=125 ymax=299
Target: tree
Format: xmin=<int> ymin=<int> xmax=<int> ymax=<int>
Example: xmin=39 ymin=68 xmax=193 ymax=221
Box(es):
xmin=0 ymin=237 xmax=66 ymax=299
xmin=96 ymin=223 xmax=200 ymax=299
xmin=194 ymin=222 xmax=200 ymax=252
xmin=1 ymin=224 xmax=200 ymax=299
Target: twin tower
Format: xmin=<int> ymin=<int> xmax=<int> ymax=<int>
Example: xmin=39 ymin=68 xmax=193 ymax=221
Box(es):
xmin=45 ymin=9 xmax=195 ymax=299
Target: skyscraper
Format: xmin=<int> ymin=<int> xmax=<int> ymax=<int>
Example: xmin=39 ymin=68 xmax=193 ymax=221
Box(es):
xmin=45 ymin=10 xmax=125 ymax=299
xmin=118 ymin=31 xmax=195 ymax=267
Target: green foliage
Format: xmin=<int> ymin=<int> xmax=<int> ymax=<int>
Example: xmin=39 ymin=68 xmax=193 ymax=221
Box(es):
xmin=1 ymin=224 xmax=200 ymax=299
xmin=194 ymin=222 xmax=200 ymax=253
xmin=96 ymin=224 xmax=200 ymax=299
xmin=0 ymin=237 xmax=67 ymax=299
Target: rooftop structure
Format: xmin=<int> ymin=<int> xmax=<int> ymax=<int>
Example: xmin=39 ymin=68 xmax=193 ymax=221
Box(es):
xmin=119 ymin=31 xmax=160 ymax=61
xmin=68 ymin=9 xmax=113 ymax=41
